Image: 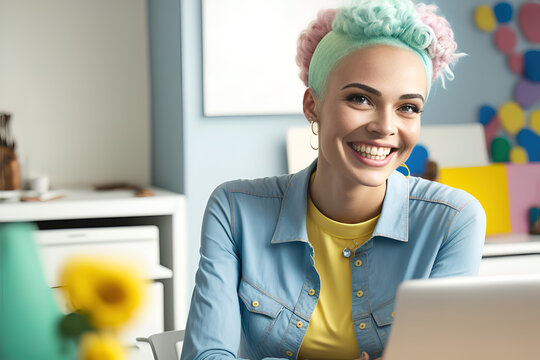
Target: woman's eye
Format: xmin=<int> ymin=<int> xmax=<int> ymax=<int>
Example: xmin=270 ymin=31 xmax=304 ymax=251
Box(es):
xmin=399 ymin=104 xmax=422 ymax=114
xmin=346 ymin=94 xmax=370 ymax=105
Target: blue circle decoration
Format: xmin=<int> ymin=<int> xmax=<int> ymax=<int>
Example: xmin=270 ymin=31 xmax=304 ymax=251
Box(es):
xmin=494 ymin=2 xmax=513 ymax=23
xmin=516 ymin=128 xmax=540 ymax=161
xmin=400 ymin=144 xmax=429 ymax=176
xmin=524 ymin=50 xmax=540 ymax=83
xmin=479 ymin=105 xmax=496 ymax=125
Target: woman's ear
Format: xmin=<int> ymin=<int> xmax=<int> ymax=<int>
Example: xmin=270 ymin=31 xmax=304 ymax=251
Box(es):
xmin=303 ymin=88 xmax=319 ymax=123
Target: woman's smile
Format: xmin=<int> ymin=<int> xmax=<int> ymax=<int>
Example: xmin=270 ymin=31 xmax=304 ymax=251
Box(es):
xmin=304 ymin=44 xmax=426 ymax=189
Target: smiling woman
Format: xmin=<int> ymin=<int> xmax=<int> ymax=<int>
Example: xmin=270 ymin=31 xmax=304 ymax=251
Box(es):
xmin=181 ymin=1 xmax=486 ymax=360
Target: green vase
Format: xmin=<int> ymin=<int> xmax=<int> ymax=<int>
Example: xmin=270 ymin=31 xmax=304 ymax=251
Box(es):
xmin=0 ymin=223 xmax=77 ymax=360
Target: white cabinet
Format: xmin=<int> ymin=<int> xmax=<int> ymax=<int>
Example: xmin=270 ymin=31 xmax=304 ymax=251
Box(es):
xmin=480 ymin=234 xmax=540 ymax=276
xmin=0 ymin=188 xmax=187 ymax=341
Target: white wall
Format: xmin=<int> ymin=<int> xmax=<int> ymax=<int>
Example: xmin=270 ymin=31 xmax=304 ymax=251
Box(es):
xmin=0 ymin=0 xmax=150 ymax=188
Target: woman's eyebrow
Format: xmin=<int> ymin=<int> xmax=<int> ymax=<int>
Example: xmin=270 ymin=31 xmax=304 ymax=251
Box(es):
xmin=341 ymin=83 xmax=381 ymax=96
xmin=400 ymin=93 xmax=425 ymax=103
xmin=341 ymin=83 xmax=425 ymax=103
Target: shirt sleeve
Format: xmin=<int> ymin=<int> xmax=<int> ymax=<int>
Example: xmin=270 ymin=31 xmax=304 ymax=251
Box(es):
xmin=429 ymin=199 xmax=487 ymax=278
xmin=180 ymin=185 xmax=286 ymax=360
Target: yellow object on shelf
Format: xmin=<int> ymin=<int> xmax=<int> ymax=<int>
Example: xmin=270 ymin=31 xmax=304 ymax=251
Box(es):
xmin=439 ymin=164 xmax=511 ymax=235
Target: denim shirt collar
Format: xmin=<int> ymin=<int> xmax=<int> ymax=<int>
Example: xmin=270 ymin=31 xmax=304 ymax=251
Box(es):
xmin=271 ymin=159 xmax=409 ymax=244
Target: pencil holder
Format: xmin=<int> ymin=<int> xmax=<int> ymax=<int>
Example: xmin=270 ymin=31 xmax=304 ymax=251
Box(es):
xmin=0 ymin=113 xmax=20 ymax=191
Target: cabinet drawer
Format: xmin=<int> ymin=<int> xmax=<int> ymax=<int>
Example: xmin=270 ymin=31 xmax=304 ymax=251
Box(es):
xmin=36 ymin=226 xmax=170 ymax=286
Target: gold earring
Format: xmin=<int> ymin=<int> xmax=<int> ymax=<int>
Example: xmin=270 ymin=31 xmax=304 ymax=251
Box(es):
xmin=311 ymin=120 xmax=319 ymax=135
xmin=310 ymin=121 xmax=319 ymax=150
xmin=399 ymin=163 xmax=410 ymax=179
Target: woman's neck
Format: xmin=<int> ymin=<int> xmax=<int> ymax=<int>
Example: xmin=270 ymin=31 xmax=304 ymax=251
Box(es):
xmin=309 ymin=164 xmax=387 ymax=224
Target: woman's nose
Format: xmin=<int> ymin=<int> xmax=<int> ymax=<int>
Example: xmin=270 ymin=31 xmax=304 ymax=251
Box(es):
xmin=366 ymin=109 xmax=396 ymax=136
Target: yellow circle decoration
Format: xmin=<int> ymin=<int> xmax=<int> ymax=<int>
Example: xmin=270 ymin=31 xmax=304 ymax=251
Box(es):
xmin=509 ymin=146 xmax=528 ymax=164
xmin=475 ymin=5 xmax=496 ymax=32
xmin=499 ymin=101 xmax=525 ymax=135
xmin=530 ymin=109 xmax=540 ymax=136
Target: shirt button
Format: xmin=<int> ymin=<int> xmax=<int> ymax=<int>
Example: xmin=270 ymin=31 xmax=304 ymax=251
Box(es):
xmin=308 ymin=289 xmax=315 ymax=296
xmin=355 ymin=259 xmax=363 ymax=267
xmin=296 ymin=321 xmax=303 ymax=328
xmin=252 ymin=300 xmax=259 ymax=308
xmin=356 ymin=290 xmax=364 ymax=297
xmin=359 ymin=322 xmax=366 ymax=330
xmin=286 ymin=351 xmax=293 ymax=357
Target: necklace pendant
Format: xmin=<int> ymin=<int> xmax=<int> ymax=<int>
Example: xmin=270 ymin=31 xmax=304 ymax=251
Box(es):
xmin=342 ymin=248 xmax=351 ymax=258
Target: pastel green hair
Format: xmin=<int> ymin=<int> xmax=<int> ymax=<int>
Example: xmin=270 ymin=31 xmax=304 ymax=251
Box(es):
xmin=305 ymin=0 xmax=438 ymax=98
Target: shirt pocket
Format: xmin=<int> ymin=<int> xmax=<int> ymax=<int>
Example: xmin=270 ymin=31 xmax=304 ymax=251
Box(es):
xmin=372 ymin=299 xmax=395 ymax=347
xmin=238 ymin=279 xmax=284 ymax=345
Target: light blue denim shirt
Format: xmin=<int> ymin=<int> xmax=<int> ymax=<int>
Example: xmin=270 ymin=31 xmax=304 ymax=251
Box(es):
xmin=181 ymin=160 xmax=486 ymax=360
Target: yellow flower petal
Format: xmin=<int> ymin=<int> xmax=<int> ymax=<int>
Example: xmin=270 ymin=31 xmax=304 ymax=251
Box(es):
xmin=59 ymin=256 xmax=146 ymax=329
xmin=79 ymin=332 xmax=126 ymax=360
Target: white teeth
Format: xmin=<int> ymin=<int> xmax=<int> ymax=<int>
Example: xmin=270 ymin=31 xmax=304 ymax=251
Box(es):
xmin=351 ymin=143 xmax=393 ymax=161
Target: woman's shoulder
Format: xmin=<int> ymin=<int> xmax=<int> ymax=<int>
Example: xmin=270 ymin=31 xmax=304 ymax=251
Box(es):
xmin=407 ymin=176 xmax=481 ymax=212
xmin=211 ymin=172 xmax=296 ymax=200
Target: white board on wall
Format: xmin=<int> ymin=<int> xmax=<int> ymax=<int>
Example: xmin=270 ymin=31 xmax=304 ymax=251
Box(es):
xmin=202 ymin=0 xmax=348 ymax=116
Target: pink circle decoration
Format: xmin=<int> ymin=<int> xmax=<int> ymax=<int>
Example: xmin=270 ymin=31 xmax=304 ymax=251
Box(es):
xmin=518 ymin=2 xmax=540 ymax=43
xmin=494 ymin=26 xmax=517 ymax=54
xmin=508 ymin=53 xmax=524 ymax=75
xmin=485 ymin=115 xmax=501 ymax=153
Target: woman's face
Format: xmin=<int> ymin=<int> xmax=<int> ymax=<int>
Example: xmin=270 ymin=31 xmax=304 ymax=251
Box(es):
xmin=307 ymin=44 xmax=427 ymax=188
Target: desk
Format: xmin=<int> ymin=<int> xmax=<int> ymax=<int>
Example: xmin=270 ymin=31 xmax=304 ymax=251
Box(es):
xmin=480 ymin=234 xmax=540 ymax=276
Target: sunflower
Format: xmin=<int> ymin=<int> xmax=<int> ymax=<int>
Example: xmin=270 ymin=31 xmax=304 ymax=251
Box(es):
xmin=60 ymin=256 xmax=145 ymax=329
xmin=79 ymin=331 xmax=125 ymax=360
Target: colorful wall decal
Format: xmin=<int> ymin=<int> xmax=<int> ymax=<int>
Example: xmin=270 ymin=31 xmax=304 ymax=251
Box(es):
xmin=476 ymin=2 xmax=540 ymax=164
xmin=523 ymin=50 xmax=540 ymax=82
xmin=494 ymin=2 xmax=513 ymax=23
xmin=516 ymin=128 xmax=540 ymax=161
xmin=491 ymin=137 xmax=512 ymax=162
xmin=484 ymin=114 xmax=501 ymax=152
xmin=514 ymin=79 xmax=540 ymax=109
xmin=439 ymin=164 xmax=511 ymax=235
xmin=530 ymin=109 xmax=540 ymax=135
xmin=475 ymin=5 xmax=497 ymax=31
xmin=401 ymin=144 xmax=429 ymax=176
xmin=479 ymin=105 xmax=497 ymax=125
xmin=494 ymin=26 xmax=517 ymax=53
xmin=509 ymin=145 xmax=528 ymax=163
xmin=498 ymin=101 xmax=525 ymax=134
xmin=518 ymin=2 xmax=540 ymax=43
xmin=508 ymin=53 xmax=523 ymax=75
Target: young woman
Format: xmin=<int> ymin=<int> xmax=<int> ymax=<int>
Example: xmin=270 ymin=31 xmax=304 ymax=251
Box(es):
xmin=181 ymin=1 xmax=486 ymax=359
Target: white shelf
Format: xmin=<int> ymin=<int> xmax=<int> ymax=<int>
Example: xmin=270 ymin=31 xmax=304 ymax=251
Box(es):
xmin=0 ymin=187 xmax=184 ymax=222
xmin=483 ymin=234 xmax=540 ymax=257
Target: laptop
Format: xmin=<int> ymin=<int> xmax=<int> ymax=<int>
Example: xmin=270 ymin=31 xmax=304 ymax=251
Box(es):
xmin=383 ymin=275 xmax=540 ymax=360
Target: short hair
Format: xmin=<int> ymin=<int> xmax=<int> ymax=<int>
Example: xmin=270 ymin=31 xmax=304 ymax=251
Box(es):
xmin=296 ymin=0 xmax=461 ymax=96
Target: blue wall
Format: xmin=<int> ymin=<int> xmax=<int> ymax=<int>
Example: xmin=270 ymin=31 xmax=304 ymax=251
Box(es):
xmin=148 ymin=0 xmax=184 ymax=193
xmin=150 ymin=0 xmax=529 ymax=320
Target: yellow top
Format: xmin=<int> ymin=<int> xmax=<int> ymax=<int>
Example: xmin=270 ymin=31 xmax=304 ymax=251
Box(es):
xmin=299 ymin=191 xmax=379 ymax=360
